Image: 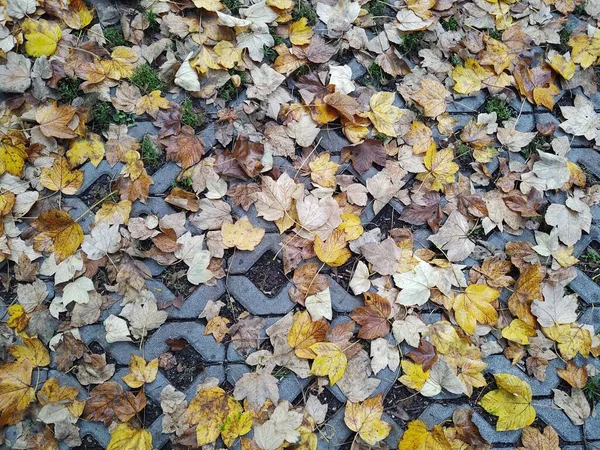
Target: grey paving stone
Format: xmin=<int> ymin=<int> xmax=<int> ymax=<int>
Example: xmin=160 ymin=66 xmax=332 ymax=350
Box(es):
xmin=166 ymin=279 xmax=226 ymax=319
xmin=484 ymin=355 xmax=562 ymax=396
xmin=447 ymin=91 xmax=486 ymax=113
xmin=229 ymin=233 xmax=283 ymax=275
xmin=149 ymin=162 xmax=181 ymax=195
xmin=348 ymin=58 xmax=367 ymax=80
xmin=568 ymin=269 xmax=600 ymax=304
xmin=79 ymin=160 xmax=123 ymax=193
xmin=318 ymin=128 xmax=350 ymax=154
xmin=328 ymin=276 xmax=362 ymax=312
xmin=317 ymin=407 xmax=351 ymax=450
xmin=227 ymin=276 xmax=295 ymax=315
xmin=128 ymin=121 xmax=160 ymax=140
xmin=536 ymin=399 xmax=583 ymax=442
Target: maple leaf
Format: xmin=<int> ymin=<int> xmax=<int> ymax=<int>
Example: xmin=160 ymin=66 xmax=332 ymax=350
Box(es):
xmin=502 ymin=319 xmax=537 ymax=345
xmin=9 ymin=335 xmax=50 ymax=367
xmin=344 ymin=394 xmax=391 ymax=445
xmin=40 ymin=157 xmax=83 ymax=195
xmin=35 ymin=103 xmax=78 ymax=139
xmin=309 ymin=342 xmax=347 ymax=385
xmin=340 ymin=139 xmax=387 ymax=175
xmin=107 ymin=424 xmax=152 ymax=450
xmin=399 ymin=359 xmax=430 ymax=390
xmin=416 ymin=146 xmax=458 ymax=192
xmin=407 ymin=339 xmax=438 ymax=371
xmin=252 ymin=173 xmax=300 ymax=221
xmin=67 ymin=134 xmax=106 ymax=167
xmin=314 ymin=229 xmax=351 ymax=267
xmin=84 ymin=382 xmax=147 ymax=426
xmin=0 ymin=359 xmax=35 ymax=427
xmin=185 ymin=384 xmax=229 ymax=445
xmin=32 ymin=210 xmax=83 ymax=263
xmin=557 ymin=361 xmax=588 ymax=389
xmin=22 ymin=18 xmax=62 ymax=57
xmin=543 ymin=323 xmax=591 ymax=360
xmin=309 ymin=152 xmax=339 ymax=188
xmin=428 ymin=211 xmax=474 ymax=262
xmin=122 ymin=355 xmax=158 ymax=389
xmin=553 ymin=388 xmax=590 ymax=425
xmin=0 ymin=52 xmax=32 ymax=93
xmin=398 ymin=420 xmax=452 ymax=450
xmin=287 ymin=311 xmax=328 ymax=358
xmin=479 ymin=373 xmax=536 ymax=431
xmin=366 ymin=92 xmax=403 ymax=137
xmin=453 ymin=284 xmax=500 ymax=335
xmin=531 ymin=282 xmax=578 ymax=327
xmin=560 ymin=94 xmax=600 ymax=143
xmin=508 ymin=263 xmax=544 ymax=328
xmin=413 ymin=78 xmax=449 ymax=117
xmin=233 ymin=372 xmax=279 ymax=411
xmin=518 ymin=425 xmax=560 ymax=450
xmin=253 ymin=401 xmax=303 ymax=450
xmin=350 ymin=292 xmax=391 ymax=339
xmin=160 ymin=125 xmax=205 ymax=169
xmin=221 ymin=216 xmax=265 ymax=251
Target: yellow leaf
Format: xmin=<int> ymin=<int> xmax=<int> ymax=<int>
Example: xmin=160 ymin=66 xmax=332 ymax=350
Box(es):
xmin=214 ymin=41 xmax=243 ymax=69
xmin=314 ymin=229 xmax=351 ymax=267
xmin=501 ymin=319 xmax=536 ymax=345
xmin=289 ymin=18 xmax=313 ymax=45
xmin=122 ymin=355 xmax=159 ymax=389
xmin=398 ymin=420 xmax=452 ymax=450
xmin=221 ymin=399 xmax=253 ymax=447
xmin=366 ymin=92 xmax=403 ymax=137
xmin=337 ymin=214 xmax=363 ymax=241
xmin=543 ymin=323 xmax=591 ymax=360
xmin=309 ymin=152 xmax=339 ymax=188
xmin=416 ymin=146 xmax=458 ymax=192
xmin=38 ymin=377 xmax=84 ymax=418
xmin=508 ymin=264 xmax=543 ymax=328
xmin=109 ymin=47 xmax=138 ymax=79
xmin=344 ymin=394 xmax=391 ymax=445
xmin=32 ymin=209 xmax=84 ymax=263
xmin=568 ymin=31 xmax=600 ymax=69
xmin=45 ymin=0 xmax=94 ymax=30
xmin=7 ymin=305 xmax=28 ymax=332
xmin=309 ymin=342 xmax=347 ymax=385
xmin=479 ymin=373 xmax=535 ymax=431
xmin=107 ymin=423 xmax=152 ymax=450
xmin=288 ymin=311 xmax=328 ymax=359
xmin=95 ymin=200 xmax=132 ymax=225
xmin=0 ymin=359 xmax=35 ymax=427
xmin=192 ymin=0 xmax=224 ymax=11
xmin=399 ymin=360 xmax=430 ymax=390
xmin=412 ymin=79 xmax=448 ymax=118
xmin=184 ymin=385 xmax=229 ymax=445
xmin=0 ymin=142 xmax=27 ymax=176
xmin=40 ymin=157 xmax=84 ymax=195
xmin=452 ymin=59 xmax=491 ymax=95
xmin=453 ymin=284 xmax=500 ymax=335
xmin=548 ymin=53 xmax=575 ymax=80
xmin=67 ymin=134 xmax=105 ymax=167
xmin=222 ymin=216 xmax=265 ymax=251
xmin=205 ymin=316 xmax=230 ymax=343
xmin=22 ymin=18 xmax=62 ymax=57
xmin=9 ymin=335 xmax=50 ymax=367
xmin=136 ymin=90 xmax=170 ymax=117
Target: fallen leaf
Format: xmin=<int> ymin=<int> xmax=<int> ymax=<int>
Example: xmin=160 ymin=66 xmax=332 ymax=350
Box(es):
xmin=344 ymin=394 xmax=391 ymax=445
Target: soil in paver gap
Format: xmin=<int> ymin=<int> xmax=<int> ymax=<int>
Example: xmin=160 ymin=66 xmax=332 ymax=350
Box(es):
xmin=293 ymin=381 xmax=344 ymax=423
xmin=141 ymin=396 xmax=162 ymax=427
xmin=91 ymin=267 xmax=111 ymax=295
xmin=161 ymin=341 xmax=205 ymax=391
xmin=87 ymin=341 xmax=117 ymax=365
xmin=577 ymin=241 xmax=600 ymax=280
xmin=327 ymin=255 xmax=361 ymax=291
xmin=246 ymin=250 xmax=289 ymax=298
xmin=209 ymin=294 xmax=245 ymax=343
xmin=161 ymin=261 xmax=196 ymax=297
xmin=81 ymin=174 xmax=117 ymax=211
xmin=366 ymin=203 xmax=410 ymax=237
xmin=73 ymin=434 xmax=104 ymax=450
xmin=0 ymin=262 xmax=17 ymax=305
xmin=383 ymin=382 xmax=430 ymax=425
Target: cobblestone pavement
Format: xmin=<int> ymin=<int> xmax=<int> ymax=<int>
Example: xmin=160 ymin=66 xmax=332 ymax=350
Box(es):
xmin=4 ymin=87 xmax=600 ymax=449
xmin=3 ymin=9 xmax=600 ymax=450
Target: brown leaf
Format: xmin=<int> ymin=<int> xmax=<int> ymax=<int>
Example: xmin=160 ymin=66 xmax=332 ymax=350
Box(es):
xmin=350 ymin=292 xmax=391 ymax=340
xmin=289 ymin=262 xmax=329 ymax=305
xmin=165 ymin=188 xmax=201 ymax=211
xmin=452 ymin=408 xmax=490 ymax=449
xmin=508 ymin=264 xmax=544 ymax=328
xmin=32 ymin=210 xmax=83 ymax=263
xmin=323 ymin=92 xmax=360 ymax=122
xmin=305 ymin=35 xmax=337 ymax=63
xmin=232 ymin=136 xmax=264 ymax=178
xmin=400 ymin=192 xmax=443 ymax=232
xmin=471 ymin=257 xmax=514 ymax=289
xmin=36 ymin=103 xmax=78 ymax=139
xmin=53 ymin=332 xmax=86 ymax=372
xmin=503 ymin=189 xmax=544 ymax=217
xmin=84 ymin=381 xmax=146 ymax=426
xmin=407 ymin=339 xmax=438 ymax=371
xmin=228 ymin=312 xmax=265 ymax=355
xmin=341 ymin=139 xmax=387 ymax=174
xmin=282 ymin=234 xmax=315 ymax=274
xmin=327 ymin=320 xmax=361 ymax=359
xmin=227 ymin=183 xmax=260 ymax=211
xmin=557 ymin=361 xmax=588 ymax=389
xmin=160 ymin=125 xmax=204 ymax=169
xmin=14 ymin=255 xmax=39 ymax=282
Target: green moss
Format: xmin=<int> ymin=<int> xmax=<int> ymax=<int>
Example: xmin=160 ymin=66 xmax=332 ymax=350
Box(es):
xmin=373 ymin=133 xmax=388 ymax=143
xmin=484 ymin=96 xmax=514 ymax=121
xmin=523 ymin=134 xmax=551 ymax=158
xmin=362 ymin=62 xmax=386 ymax=86
xmin=559 ymin=26 xmax=572 ymax=53
xmin=180 ymin=98 xmax=205 ymax=129
xmin=90 ymin=102 xmax=135 ymax=133
xmin=57 ymin=77 xmax=81 ymax=103
xmin=456 ymin=142 xmax=471 ymax=157
xmin=223 ymin=0 xmax=242 ymax=14
xmin=172 ymin=177 xmax=193 ymax=189
xmin=450 ymin=54 xmax=463 ymax=66
xmin=103 ymin=27 xmax=128 ymax=47
xmin=294 ymin=64 xmax=310 ymax=76
xmin=573 ymin=3 xmax=586 ymax=16
xmin=488 ymin=28 xmax=502 ymax=40
xmin=263 ymin=45 xmax=278 ymax=64
xmin=146 ymin=11 xmax=161 ymax=33
xmin=584 ymin=377 xmax=600 ymax=406
xmin=218 ymin=70 xmax=246 ymax=102
xmin=366 ymin=0 xmax=386 ymax=17
xmin=440 ymin=16 xmax=458 ymax=31
xmin=140 ymin=136 xmax=162 ymax=170
xmin=130 ymin=64 xmax=165 ymax=94
xmin=292 ymin=0 xmax=317 ymax=26
xmin=399 ymin=31 xmax=424 ymax=53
